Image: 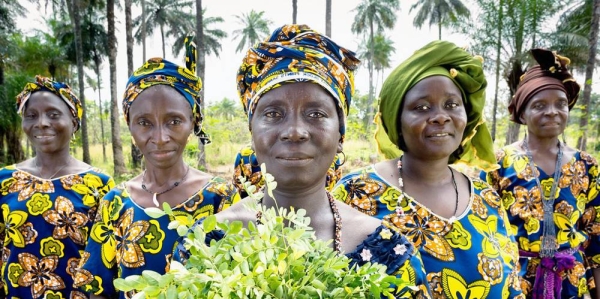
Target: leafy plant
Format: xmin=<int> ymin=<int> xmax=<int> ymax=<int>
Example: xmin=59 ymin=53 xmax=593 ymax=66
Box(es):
xmin=114 ymin=165 xmax=410 ymax=298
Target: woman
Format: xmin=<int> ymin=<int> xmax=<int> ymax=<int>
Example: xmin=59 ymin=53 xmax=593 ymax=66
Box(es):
xmin=481 ymin=49 xmax=600 ymax=299
xmin=333 ymin=40 xmax=524 ymax=299
xmin=0 ymin=76 xmax=114 ymax=298
xmin=177 ymin=24 xmax=431 ymax=298
xmin=75 ymin=37 xmax=239 ymax=299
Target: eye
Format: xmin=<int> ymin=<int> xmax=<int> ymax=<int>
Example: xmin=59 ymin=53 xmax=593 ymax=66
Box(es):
xmin=308 ymin=111 xmax=327 ymax=118
xmin=48 ymin=112 xmax=61 ymax=119
xmin=445 ymin=101 xmax=460 ymax=109
xmin=557 ymin=100 xmax=569 ymax=107
xmin=265 ymin=111 xmax=282 ymax=118
xmin=169 ymin=119 xmax=182 ymax=125
xmin=415 ymin=104 xmax=430 ymax=111
xmin=137 ymin=119 xmax=151 ymax=126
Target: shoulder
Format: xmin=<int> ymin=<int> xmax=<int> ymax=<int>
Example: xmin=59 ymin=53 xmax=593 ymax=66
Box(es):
xmin=335 ymin=164 xmax=379 ymax=185
xmin=338 ymin=201 xmax=380 ymax=235
xmin=215 ymin=197 xmax=256 ymax=224
xmin=576 ymin=149 xmax=598 ymax=167
xmin=0 ymin=164 xmax=17 ymax=179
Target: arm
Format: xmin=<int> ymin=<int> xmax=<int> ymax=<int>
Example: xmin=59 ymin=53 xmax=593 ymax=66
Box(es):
xmin=594 ymin=268 xmax=600 ymax=299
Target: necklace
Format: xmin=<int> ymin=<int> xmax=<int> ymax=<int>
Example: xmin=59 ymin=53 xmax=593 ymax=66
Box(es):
xmin=396 ymin=157 xmax=459 ymax=223
xmin=141 ymin=165 xmax=190 ymax=207
xmin=35 ymin=157 xmax=72 ymax=179
xmin=256 ymin=192 xmax=342 ymax=252
xmin=522 ymin=139 xmax=563 ymax=258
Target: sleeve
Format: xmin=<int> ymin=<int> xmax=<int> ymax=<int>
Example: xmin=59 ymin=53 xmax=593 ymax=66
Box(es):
xmin=479 ymin=149 xmax=503 ymax=192
xmin=75 ymin=189 xmax=121 ymax=297
xmin=232 ymin=145 xmax=263 ymax=198
xmin=582 ymin=156 xmax=600 ymax=267
xmin=210 ymin=178 xmax=241 ymax=213
xmin=331 ymin=172 xmax=357 ymax=204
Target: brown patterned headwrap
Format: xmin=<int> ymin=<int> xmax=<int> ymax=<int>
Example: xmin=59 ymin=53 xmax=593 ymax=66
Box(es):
xmin=508 ymin=48 xmax=580 ymax=124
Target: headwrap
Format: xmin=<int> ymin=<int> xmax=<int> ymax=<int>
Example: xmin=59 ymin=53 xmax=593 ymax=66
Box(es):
xmin=123 ymin=34 xmax=210 ymax=144
xmin=236 ymin=24 xmax=360 ymax=143
xmin=508 ymin=48 xmax=580 ymax=124
xmin=375 ymin=40 xmax=497 ymax=171
xmin=16 ymin=75 xmax=83 ymax=132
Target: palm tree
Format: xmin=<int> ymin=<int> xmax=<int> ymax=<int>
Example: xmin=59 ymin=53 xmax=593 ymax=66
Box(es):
xmin=410 ymin=0 xmax=470 ymax=40
xmin=351 ymin=0 xmax=400 ymax=132
xmin=232 ymin=10 xmax=272 ymax=53
xmin=170 ymin=10 xmax=227 ymax=58
xmin=357 ymin=34 xmax=395 ymax=128
xmin=579 ymin=0 xmax=600 ymax=150
xmin=196 ymin=0 xmax=207 ymax=169
xmin=133 ymin=0 xmax=194 ymax=58
xmin=125 ymin=0 xmax=142 ymax=168
xmin=326 ymin=0 xmax=332 ymax=37
xmin=292 ymin=0 xmax=298 ymax=23
xmin=108 ymin=0 xmax=127 ymax=176
xmin=0 ymin=0 xmax=26 ymax=85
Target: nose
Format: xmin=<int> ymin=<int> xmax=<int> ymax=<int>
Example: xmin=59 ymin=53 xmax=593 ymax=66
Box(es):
xmin=428 ymin=109 xmax=451 ymax=124
xmin=280 ymin=116 xmax=309 ymax=142
xmin=544 ymin=105 xmax=559 ymax=115
xmin=34 ymin=114 xmax=50 ymax=128
xmin=151 ymin=125 xmax=170 ymax=144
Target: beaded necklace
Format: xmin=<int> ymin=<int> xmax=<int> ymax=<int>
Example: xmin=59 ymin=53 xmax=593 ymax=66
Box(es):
xmin=141 ymin=165 xmax=190 ymax=207
xmin=395 ymin=157 xmax=459 ymax=223
xmin=257 ymin=192 xmax=342 ymax=252
xmin=522 ymin=139 xmax=563 ymax=258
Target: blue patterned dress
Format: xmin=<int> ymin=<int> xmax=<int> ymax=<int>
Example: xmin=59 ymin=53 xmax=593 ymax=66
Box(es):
xmin=0 ymin=165 xmax=114 ymax=299
xmin=75 ymin=177 xmax=239 ymax=299
xmin=333 ymin=165 xmax=524 ymax=299
xmin=481 ymin=144 xmax=600 ymax=298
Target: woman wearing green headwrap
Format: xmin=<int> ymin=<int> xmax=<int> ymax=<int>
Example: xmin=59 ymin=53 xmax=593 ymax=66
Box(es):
xmin=333 ymin=40 xmax=524 ymax=299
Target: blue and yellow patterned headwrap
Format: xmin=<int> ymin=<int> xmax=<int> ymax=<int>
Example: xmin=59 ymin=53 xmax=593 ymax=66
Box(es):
xmin=123 ymin=35 xmax=210 ymax=144
xmin=236 ymin=24 xmax=360 ymax=143
xmin=16 ymin=75 xmax=83 ymax=132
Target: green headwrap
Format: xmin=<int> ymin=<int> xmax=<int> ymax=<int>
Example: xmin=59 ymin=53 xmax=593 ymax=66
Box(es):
xmin=375 ymin=40 xmax=498 ymax=171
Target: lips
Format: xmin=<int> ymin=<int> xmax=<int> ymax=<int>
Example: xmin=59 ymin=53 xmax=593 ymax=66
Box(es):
xmin=426 ymin=132 xmax=453 ymax=138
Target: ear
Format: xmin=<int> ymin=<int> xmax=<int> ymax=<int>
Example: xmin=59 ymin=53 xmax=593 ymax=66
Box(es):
xmin=337 ymin=141 xmax=343 ymax=153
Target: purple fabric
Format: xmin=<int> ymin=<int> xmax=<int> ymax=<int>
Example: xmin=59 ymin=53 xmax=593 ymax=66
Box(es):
xmin=519 ymin=250 xmax=577 ymax=299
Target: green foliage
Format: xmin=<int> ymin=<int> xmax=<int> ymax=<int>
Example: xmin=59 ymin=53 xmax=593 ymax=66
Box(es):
xmin=114 ymin=167 xmax=409 ymax=299
xmin=232 ymin=10 xmax=273 ymax=53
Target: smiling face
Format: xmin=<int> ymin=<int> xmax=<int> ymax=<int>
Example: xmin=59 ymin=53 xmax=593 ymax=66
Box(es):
xmin=21 ymin=91 xmax=77 ymax=154
xmin=251 ymin=82 xmax=342 ymax=191
xmin=520 ymin=89 xmax=569 ymax=139
xmin=399 ymin=76 xmax=467 ymax=160
xmin=128 ymin=85 xmax=194 ymax=168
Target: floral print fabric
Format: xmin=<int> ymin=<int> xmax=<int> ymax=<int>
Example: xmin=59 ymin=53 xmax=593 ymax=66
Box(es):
xmin=481 ymin=144 xmax=600 ymax=298
xmin=0 ymin=165 xmax=114 ymax=299
xmin=75 ymin=177 xmax=239 ymax=299
xmin=333 ymin=165 xmax=524 ymax=299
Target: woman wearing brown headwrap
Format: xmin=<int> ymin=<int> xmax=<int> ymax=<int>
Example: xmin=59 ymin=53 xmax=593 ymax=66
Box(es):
xmin=482 ymin=49 xmax=600 ymax=299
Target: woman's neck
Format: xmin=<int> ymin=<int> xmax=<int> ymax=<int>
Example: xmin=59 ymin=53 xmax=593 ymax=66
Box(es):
xmin=261 ymin=183 xmax=330 ymax=216
xmin=525 ymin=134 xmax=560 ymax=153
xmin=34 ymin=149 xmax=71 ymax=169
xmin=143 ymin=160 xmax=188 ymax=187
xmin=401 ymin=154 xmax=452 ymax=184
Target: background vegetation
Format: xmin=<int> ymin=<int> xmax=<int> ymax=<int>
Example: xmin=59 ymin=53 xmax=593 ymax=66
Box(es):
xmin=1 ymin=0 xmax=599 ymax=184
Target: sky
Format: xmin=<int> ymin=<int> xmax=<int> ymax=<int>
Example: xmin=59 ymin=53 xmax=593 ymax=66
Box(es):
xmin=15 ymin=0 xmax=599 ymax=111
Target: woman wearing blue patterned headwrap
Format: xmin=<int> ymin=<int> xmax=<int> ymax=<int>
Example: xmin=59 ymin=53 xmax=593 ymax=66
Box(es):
xmin=0 ymin=76 xmax=114 ymax=299
xmin=177 ymin=24 xmax=431 ymax=298
xmin=75 ymin=36 xmax=240 ymax=299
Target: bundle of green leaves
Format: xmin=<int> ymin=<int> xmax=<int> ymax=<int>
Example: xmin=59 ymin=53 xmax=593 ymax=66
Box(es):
xmin=114 ymin=166 xmax=410 ymax=299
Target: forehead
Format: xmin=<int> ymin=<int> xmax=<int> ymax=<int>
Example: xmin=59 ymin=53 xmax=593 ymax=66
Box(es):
xmin=529 ymin=89 xmax=568 ymax=102
xmin=129 ymin=85 xmax=191 ymax=114
xmin=256 ymin=82 xmax=337 ymax=110
xmin=405 ymin=76 xmax=462 ymax=100
xmin=25 ymin=91 xmax=70 ymax=112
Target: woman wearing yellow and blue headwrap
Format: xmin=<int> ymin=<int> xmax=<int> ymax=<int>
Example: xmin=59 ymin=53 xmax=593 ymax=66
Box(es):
xmin=175 ymin=24 xmax=431 ymax=298
xmin=75 ymin=36 xmax=239 ymax=299
xmin=332 ymin=40 xmax=524 ymax=299
xmin=0 ymin=76 xmax=114 ymax=299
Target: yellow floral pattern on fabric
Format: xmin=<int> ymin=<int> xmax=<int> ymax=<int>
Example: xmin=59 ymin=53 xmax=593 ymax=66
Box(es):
xmin=77 ymin=177 xmax=239 ymax=299
xmin=334 ymin=165 xmax=523 ymax=298
xmin=482 ymin=144 xmax=600 ymax=298
xmin=0 ymin=166 xmax=113 ymax=298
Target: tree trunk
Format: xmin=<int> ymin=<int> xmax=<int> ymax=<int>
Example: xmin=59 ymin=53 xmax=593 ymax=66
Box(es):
xmin=6 ymin=128 xmax=24 ymax=164
xmin=125 ymin=0 xmax=142 ymax=168
xmin=325 ymin=0 xmax=332 ymax=37
xmin=108 ymin=0 xmax=127 ymax=176
xmin=95 ymin=62 xmax=106 ymax=163
xmin=0 ymin=127 xmax=5 ymax=164
xmin=66 ymin=0 xmax=90 ymax=163
xmin=196 ymin=0 xmax=207 ymax=170
xmin=365 ymin=21 xmax=375 ymax=133
xmin=491 ymin=0 xmax=503 ymax=140
xmin=142 ymin=0 xmax=147 ymax=62
xmin=437 ymin=7 xmax=442 ymax=40
xmin=292 ymin=0 xmax=297 ymax=23
xmin=576 ymin=0 xmax=600 ymax=151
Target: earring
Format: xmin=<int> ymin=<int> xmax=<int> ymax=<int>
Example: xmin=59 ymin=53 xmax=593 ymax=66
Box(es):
xmin=334 ymin=151 xmax=346 ymax=167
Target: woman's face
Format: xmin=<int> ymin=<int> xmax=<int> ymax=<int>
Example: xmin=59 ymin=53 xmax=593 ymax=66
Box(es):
xmin=251 ymin=82 xmax=341 ymax=191
xmin=520 ymin=89 xmax=569 ymax=139
xmin=400 ymin=76 xmax=467 ymax=160
xmin=21 ymin=91 xmax=77 ymax=154
xmin=128 ymin=85 xmax=193 ymax=168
